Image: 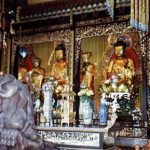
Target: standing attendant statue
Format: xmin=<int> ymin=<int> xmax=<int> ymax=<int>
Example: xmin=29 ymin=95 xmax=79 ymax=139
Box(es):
xmin=80 ymin=52 xmax=95 ymax=90
xmin=30 ymin=57 xmax=45 ymax=89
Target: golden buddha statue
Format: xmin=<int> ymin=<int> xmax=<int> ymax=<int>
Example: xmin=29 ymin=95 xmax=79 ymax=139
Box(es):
xmin=30 ymin=57 xmax=45 ymax=88
xmin=108 ymin=41 xmax=135 ymax=84
xmin=80 ymin=52 xmax=95 ymax=90
xmin=81 ymin=52 xmax=92 ymax=76
xmin=18 ymin=59 xmax=28 ymax=83
xmin=101 ymin=40 xmax=135 ymax=93
xmin=51 ymin=44 xmax=69 ymax=85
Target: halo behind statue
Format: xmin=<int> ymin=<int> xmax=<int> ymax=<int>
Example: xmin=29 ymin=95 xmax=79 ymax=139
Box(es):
xmin=113 ymin=34 xmax=133 ymax=48
xmin=19 ymin=46 xmax=28 ymax=58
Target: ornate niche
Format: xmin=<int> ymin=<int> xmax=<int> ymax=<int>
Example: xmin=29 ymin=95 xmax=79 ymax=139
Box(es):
xmin=13 ymin=29 xmax=73 ymax=84
xmin=74 ymin=22 xmax=149 ymax=133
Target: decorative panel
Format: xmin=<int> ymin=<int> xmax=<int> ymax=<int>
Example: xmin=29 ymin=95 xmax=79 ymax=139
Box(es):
xmin=37 ymin=126 xmax=104 ymax=150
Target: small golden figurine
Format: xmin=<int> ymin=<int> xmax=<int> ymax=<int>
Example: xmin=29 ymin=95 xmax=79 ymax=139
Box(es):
xmin=30 ymin=57 xmax=45 ymax=88
xmin=80 ymin=52 xmax=95 ymax=90
xmin=18 ymin=59 xmax=28 ymax=83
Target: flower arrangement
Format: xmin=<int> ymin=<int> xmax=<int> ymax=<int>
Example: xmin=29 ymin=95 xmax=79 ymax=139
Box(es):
xmin=78 ymin=87 xmax=94 ymax=105
xmin=78 ymin=87 xmax=94 ymax=97
xmin=100 ymin=75 xmax=133 ymax=94
xmin=129 ymin=108 xmax=142 ymax=122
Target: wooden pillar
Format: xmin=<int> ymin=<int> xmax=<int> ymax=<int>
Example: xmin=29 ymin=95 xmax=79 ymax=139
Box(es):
xmin=0 ymin=0 xmax=5 ymax=72
xmin=70 ymin=13 xmax=79 ymax=124
xmin=70 ymin=13 xmax=74 ymax=87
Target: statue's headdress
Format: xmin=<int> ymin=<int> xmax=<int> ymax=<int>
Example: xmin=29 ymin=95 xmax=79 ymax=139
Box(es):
xmin=55 ymin=43 xmax=66 ymax=53
xmin=32 ymin=57 xmax=40 ymax=63
xmin=113 ymin=40 xmax=127 ymax=50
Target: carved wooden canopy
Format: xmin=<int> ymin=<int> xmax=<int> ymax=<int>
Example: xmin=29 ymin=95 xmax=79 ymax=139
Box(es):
xmin=11 ymin=0 xmax=130 ymax=33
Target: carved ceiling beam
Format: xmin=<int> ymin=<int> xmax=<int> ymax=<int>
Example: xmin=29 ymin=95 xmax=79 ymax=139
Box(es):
xmin=20 ymin=4 xmax=106 ymax=23
xmin=12 ymin=0 xmax=130 ymax=34
xmin=19 ymin=0 xmax=130 ymax=22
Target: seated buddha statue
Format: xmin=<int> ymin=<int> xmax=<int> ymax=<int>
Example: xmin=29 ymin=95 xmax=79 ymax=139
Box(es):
xmin=30 ymin=57 xmax=45 ymax=88
xmin=18 ymin=59 xmax=28 ymax=83
xmin=51 ymin=44 xmax=69 ymax=86
xmin=101 ymin=40 xmax=135 ymax=93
